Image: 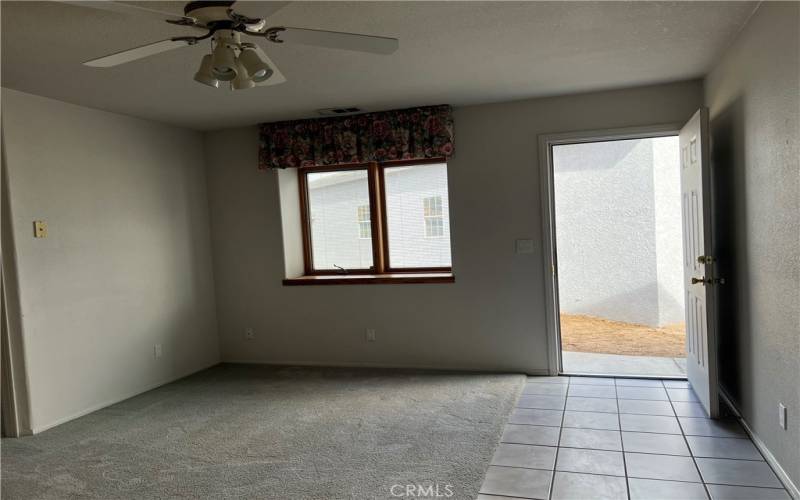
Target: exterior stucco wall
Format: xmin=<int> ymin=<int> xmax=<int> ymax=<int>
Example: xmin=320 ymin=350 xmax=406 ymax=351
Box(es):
xmin=653 ymin=137 xmax=685 ymax=326
xmin=554 ymin=137 xmax=683 ymax=327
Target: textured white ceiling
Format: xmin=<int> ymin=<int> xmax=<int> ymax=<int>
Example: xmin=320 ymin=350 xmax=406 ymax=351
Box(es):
xmin=1 ymin=1 xmax=756 ymax=130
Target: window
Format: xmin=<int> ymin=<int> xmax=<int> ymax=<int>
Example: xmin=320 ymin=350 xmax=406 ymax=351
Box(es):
xmin=423 ymin=196 xmax=444 ymax=238
xmin=384 ymin=163 xmax=451 ymax=268
xmin=305 ymin=169 xmax=373 ymax=271
xmin=296 ymin=160 xmax=453 ymax=279
xmin=357 ymin=205 xmax=371 ymax=239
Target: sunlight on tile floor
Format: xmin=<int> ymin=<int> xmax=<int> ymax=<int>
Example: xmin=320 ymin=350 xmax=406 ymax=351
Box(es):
xmin=562 ymin=352 xmax=686 ymax=378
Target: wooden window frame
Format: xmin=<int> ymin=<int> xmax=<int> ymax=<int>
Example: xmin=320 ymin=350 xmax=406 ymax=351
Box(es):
xmin=293 ymin=158 xmax=453 ymax=282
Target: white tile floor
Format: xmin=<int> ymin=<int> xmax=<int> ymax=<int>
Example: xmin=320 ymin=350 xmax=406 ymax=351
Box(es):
xmin=478 ymin=376 xmax=791 ymax=500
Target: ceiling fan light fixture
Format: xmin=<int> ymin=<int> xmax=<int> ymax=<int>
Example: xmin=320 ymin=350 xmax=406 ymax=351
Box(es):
xmin=211 ymin=43 xmax=238 ymax=81
xmin=193 ymin=54 xmax=220 ymax=88
xmin=239 ymin=48 xmax=273 ymax=83
xmin=231 ymin=60 xmax=255 ymax=90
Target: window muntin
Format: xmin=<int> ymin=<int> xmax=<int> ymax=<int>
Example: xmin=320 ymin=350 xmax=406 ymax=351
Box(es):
xmin=299 ymin=160 xmax=451 ymax=275
xmin=305 ymin=169 xmax=373 ymax=271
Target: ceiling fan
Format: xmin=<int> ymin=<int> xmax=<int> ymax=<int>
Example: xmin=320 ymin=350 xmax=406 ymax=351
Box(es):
xmin=68 ymin=1 xmax=399 ymax=90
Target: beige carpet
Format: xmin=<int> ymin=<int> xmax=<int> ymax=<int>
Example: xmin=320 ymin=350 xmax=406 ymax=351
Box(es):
xmin=1 ymin=364 xmax=524 ymax=499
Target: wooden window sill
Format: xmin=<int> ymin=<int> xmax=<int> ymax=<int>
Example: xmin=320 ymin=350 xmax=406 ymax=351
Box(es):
xmin=282 ymin=273 xmax=454 ymax=286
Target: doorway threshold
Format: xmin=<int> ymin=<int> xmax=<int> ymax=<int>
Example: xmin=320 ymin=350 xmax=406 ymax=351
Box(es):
xmin=562 ymin=351 xmax=687 ymax=379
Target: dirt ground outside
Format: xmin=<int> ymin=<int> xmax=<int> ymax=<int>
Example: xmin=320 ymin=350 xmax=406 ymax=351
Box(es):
xmin=560 ymin=314 xmax=687 ymax=358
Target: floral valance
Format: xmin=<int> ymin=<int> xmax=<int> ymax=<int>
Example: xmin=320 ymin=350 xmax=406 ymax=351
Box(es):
xmin=258 ymin=105 xmax=454 ymax=169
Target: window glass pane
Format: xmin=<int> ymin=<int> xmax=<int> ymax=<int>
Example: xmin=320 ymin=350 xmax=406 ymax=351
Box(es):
xmin=384 ymin=163 xmax=452 ymax=268
xmin=307 ymin=170 xmax=373 ymax=271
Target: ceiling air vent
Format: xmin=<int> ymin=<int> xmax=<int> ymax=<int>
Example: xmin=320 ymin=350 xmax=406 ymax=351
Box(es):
xmin=317 ymin=107 xmax=363 ymax=116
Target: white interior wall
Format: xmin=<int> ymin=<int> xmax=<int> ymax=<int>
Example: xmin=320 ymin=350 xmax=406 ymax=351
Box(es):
xmin=704 ymin=1 xmax=800 ymax=491
xmin=204 ymin=80 xmax=702 ymax=373
xmin=1 ymin=89 xmax=221 ymax=432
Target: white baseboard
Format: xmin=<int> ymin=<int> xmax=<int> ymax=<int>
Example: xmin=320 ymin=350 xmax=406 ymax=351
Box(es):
xmin=526 ymin=368 xmax=551 ymax=376
xmin=223 ymin=359 xmax=539 ymax=375
xmin=31 ymin=360 xmax=220 ymax=434
xmin=719 ymin=388 xmax=799 ymax=499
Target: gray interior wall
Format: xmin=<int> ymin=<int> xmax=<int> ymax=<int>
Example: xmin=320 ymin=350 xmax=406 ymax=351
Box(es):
xmin=704 ymin=1 xmax=800 ymax=488
xmin=1 ymin=89 xmax=221 ymax=432
xmin=204 ymin=80 xmax=702 ymax=373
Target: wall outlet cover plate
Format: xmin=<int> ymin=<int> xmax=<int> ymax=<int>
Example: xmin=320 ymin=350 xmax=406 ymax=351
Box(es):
xmin=515 ymin=239 xmax=535 ymax=254
xmin=33 ymin=220 xmax=48 ymax=238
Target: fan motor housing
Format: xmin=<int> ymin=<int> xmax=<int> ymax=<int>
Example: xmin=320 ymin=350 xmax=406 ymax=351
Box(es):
xmin=184 ymin=1 xmax=236 ymax=25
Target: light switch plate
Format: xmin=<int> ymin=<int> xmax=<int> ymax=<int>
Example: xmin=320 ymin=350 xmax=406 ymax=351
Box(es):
xmin=515 ymin=239 xmax=535 ymax=254
xmin=33 ymin=220 xmax=47 ymax=238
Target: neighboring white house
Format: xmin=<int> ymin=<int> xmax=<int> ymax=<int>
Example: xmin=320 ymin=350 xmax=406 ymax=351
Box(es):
xmin=553 ymin=137 xmax=684 ymax=327
xmin=307 ymin=163 xmax=451 ymax=270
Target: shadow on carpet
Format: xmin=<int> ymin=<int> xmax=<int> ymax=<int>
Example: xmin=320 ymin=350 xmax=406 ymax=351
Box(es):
xmin=1 ymin=364 xmax=524 ymax=499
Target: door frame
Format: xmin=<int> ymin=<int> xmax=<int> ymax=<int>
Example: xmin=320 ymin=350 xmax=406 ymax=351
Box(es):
xmin=538 ymin=123 xmax=684 ymax=376
xmin=1 ymin=127 xmax=32 ymax=437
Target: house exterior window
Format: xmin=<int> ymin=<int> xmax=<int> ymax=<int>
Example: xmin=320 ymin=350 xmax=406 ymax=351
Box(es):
xmin=357 ymin=205 xmax=371 ymax=239
xmin=297 ymin=160 xmax=452 ymax=276
xmin=423 ymin=196 xmax=444 ymax=238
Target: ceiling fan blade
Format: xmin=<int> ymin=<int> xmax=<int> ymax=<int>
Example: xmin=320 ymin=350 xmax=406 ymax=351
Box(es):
xmin=60 ymin=1 xmax=195 ymax=25
xmin=83 ymin=39 xmax=192 ymax=68
xmin=258 ymin=1 xmax=291 ymax=18
xmin=237 ymin=1 xmax=291 ymax=32
xmin=268 ymin=27 xmax=399 ymax=55
xmin=250 ymin=44 xmax=287 ymax=86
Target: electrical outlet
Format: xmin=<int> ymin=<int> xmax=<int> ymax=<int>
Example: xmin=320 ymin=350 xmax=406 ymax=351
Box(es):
xmin=515 ymin=239 xmax=534 ymax=254
xmin=366 ymin=329 xmax=376 ymax=342
xmin=33 ymin=220 xmax=48 ymax=238
xmin=245 ymin=328 xmax=255 ymax=340
xmin=779 ymin=403 xmax=787 ymax=430
xmin=154 ymin=344 xmax=162 ymax=359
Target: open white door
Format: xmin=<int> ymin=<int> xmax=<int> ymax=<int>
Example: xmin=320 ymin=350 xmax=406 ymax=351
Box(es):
xmin=680 ymin=108 xmax=719 ymax=418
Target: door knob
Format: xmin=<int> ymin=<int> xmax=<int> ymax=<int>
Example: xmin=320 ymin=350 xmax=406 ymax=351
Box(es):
xmin=691 ymin=277 xmax=707 ymax=285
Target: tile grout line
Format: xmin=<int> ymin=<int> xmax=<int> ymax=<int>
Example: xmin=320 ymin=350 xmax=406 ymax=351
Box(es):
xmin=514 ymin=420 xmax=754 ymax=451
xmin=668 ymin=389 xmax=713 ymax=499
xmin=616 ymin=379 xmax=632 ymax=500
xmin=487 ymin=462 xmax=793 ymax=490
xmin=547 ymin=376 xmax=568 ymax=500
xmin=498 ymin=442 xmax=768 ymax=461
